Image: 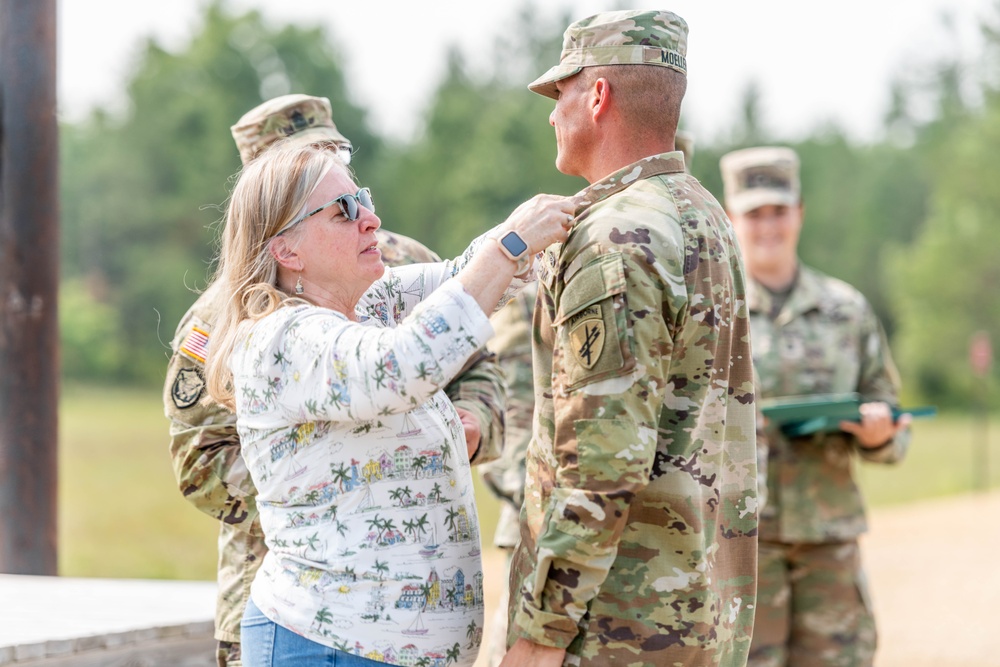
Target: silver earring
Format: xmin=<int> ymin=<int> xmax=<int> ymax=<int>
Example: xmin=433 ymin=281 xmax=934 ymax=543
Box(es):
xmin=294 ymin=276 xmax=304 ymax=295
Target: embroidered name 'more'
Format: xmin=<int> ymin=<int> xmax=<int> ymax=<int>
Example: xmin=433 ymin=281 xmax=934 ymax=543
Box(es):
xmin=180 ymin=326 xmax=210 ymax=363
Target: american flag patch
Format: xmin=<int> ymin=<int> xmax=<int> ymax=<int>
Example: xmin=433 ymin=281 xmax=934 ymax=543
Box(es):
xmin=180 ymin=326 xmax=210 ymax=363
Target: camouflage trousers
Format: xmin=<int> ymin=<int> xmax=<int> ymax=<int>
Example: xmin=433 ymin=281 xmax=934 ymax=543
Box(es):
xmin=749 ymin=540 xmax=876 ymax=667
xmin=214 ymin=524 xmax=267 ymax=667
xmin=217 ymin=640 xmax=242 ymax=667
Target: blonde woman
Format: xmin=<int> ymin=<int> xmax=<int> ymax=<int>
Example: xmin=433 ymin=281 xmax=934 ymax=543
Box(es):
xmin=204 ymin=143 xmax=577 ymax=667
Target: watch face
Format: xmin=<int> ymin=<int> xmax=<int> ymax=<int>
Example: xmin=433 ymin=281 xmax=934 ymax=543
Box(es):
xmin=500 ymin=231 xmax=528 ymax=258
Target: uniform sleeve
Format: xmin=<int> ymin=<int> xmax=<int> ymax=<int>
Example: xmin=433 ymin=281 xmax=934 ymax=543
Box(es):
xmin=511 ymin=247 xmax=668 ymax=647
xmin=480 ymin=288 xmax=537 ymax=507
xmin=164 ymin=346 xmax=260 ymax=535
xmin=854 ymin=305 xmax=909 ymax=464
xmin=753 ymin=368 xmax=770 ymax=512
xmin=446 ymin=348 xmax=507 ymax=466
xmin=242 ymin=280 xmax=495 ymax=425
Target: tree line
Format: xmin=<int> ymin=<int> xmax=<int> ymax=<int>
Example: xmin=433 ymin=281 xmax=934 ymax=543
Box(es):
xmin=59 ymin=0 xmax=1000 ymax=408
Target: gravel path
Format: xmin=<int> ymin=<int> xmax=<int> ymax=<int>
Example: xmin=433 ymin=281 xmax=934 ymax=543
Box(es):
xmin=863 ymin=491 xmax=1000 ymax=667
xmin=476 ymin=490 xmax=1000 ymax=667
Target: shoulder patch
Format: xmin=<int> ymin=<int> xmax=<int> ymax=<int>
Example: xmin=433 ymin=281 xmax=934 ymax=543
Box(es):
xmin=568 ymin=307 xmax=605 ymax=369
xmin=171 ymin=367 xmax=205 ymax=409
xmin=180 ymin=326 xmax=210 ymax=363
xmin=553 ymin=252 xmax=630 ymax=390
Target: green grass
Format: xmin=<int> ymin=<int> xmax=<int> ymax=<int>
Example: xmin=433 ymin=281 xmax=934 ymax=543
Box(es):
xmin=856 ymin=413 xmax=1000 ymax=506
xmin=56 ymin=384 xmax=998 ymax=579
xmin=59 ymin=384 xmax=218 ymax=579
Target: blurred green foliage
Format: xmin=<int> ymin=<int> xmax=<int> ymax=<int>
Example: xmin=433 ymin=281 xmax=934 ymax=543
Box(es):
xmin=58 ymin=0 xmax=1000 ymax=409
xmin=60 ymin=1 xmax=379 ymax=383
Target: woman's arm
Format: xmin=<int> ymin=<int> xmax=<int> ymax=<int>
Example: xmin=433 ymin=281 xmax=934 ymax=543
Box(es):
xmin=361 ymin=194 xmax=579 ymax=323
xmin=234 ymin=281 xmax=494 ymax=425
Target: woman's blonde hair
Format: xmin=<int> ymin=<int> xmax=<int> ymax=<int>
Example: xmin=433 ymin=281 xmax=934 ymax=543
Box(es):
xmin=205 ymin=142 xmax=345 ymax=409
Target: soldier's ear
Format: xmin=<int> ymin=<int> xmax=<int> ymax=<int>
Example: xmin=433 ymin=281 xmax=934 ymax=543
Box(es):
xmin=269 ymin=236 xmax=304 ymax=272
xmin=591 ymin=77 xmax=611 ymax=122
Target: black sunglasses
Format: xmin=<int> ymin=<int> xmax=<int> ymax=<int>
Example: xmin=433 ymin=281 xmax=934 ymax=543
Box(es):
xmin=279 ymin=187 xmax=375 ymax=235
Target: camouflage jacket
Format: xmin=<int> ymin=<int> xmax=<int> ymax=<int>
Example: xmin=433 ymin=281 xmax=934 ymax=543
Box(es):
xmin=481 ymin=282 xmax=538 ymax=548
xmin=163 ymin=229 xmax=506 ymax=641
xmin=750 ymin=265 xmax=909 ymax=544
xmin=508 ymin=153 xmax=759 ymax=667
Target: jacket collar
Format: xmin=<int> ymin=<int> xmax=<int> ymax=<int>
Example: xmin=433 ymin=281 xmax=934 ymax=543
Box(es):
xmin=747 ymin=264 xmax=827 ymax=325
xmin=574 ymin=152 xmax=686 ymax=217
xmin=539 ymin=152 xmax=686 ymax=287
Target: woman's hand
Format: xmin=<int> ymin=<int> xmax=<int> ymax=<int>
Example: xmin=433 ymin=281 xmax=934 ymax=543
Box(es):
xmin=503 ymin=194 xmax=584 ymax=256
xmin=453 ymin=193 xmax=583 ymax=318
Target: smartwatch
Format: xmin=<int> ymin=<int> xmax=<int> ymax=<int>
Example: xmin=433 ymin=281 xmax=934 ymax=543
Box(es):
xmin=495 ymin=230 xmax=529 ymax=261
xmin=491 ymin=230 xmax=532 ymax=274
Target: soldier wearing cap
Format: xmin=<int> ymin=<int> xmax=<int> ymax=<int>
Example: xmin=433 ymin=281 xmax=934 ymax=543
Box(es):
xmin=163 ymin=94 xmax=507 ymax=667
xmin=720 ymin=146 xmax=911 ymax=667
xmin=479 ymin=130 xmax=699 ymax=667
xmin=502 ymin=11 xmax=759 ymax=667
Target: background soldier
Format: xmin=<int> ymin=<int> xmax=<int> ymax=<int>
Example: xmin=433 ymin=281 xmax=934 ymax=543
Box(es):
xmin=163 ymin=94 xmax=506 ymax=667
xmin=720 ymin=146 xmax=911 ymax=667
xmin=503 ymin=11 xmax=759 ymax=667
xmin=480 ymin=280 xmax=536 ymax=667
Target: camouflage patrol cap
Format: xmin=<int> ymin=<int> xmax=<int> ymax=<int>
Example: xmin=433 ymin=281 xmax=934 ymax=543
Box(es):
xmin=720 ymin=146 xmax=801 ymax=215
xmin=231 ymin=94 xmax=350 ymax=165
xmin=528 ymin=10 xmax=688 ymax=100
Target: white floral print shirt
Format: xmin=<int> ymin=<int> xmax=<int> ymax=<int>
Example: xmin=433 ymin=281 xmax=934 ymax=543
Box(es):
xmin=232 ymin=251 xmax=526 ymax=667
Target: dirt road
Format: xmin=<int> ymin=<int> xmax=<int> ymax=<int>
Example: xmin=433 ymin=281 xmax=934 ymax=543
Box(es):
xmin=476 ymin=490 xmax=1000 ymax=667
xmin=863 ymin=491 xmax=999 ymax=667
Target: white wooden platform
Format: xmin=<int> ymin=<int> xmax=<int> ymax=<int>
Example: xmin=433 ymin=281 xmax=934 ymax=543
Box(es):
xmin=0 ymin=575 xmax=216 ymax=666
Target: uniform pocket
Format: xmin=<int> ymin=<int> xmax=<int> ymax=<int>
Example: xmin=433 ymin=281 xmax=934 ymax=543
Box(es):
xmin=553 ymin=253 xmax=634 ymax=391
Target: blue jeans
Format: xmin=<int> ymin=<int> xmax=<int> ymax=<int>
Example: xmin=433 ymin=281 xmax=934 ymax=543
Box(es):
xmin=241 ymin=598 xmax=388 ymax=667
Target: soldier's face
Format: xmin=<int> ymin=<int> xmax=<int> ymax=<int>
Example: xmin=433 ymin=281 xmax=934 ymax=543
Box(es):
xmin=730 ymin=203 xmax=803 ymax=275
xmin=549 ymin=74 xmax=596 ymax=179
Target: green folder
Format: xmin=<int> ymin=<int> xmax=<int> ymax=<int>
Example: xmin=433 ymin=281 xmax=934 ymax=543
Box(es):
xmin=759 ymin=393 xmax=936 ymax=437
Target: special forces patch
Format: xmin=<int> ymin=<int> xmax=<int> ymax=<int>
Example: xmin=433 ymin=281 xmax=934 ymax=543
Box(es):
xmin=569 ymin=305 xmax=605 ymax=369
xmin=171 ymin=367 xmax=205 ymax=409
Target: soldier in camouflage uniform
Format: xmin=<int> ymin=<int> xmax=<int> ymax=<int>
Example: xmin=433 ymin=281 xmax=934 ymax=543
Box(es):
xmin=481 ymin=133 xmax=699 ymax=667
xmin=502 ymin=11 xmax=759 ymax=667
xmin=720 ymin=147 xmax=911 ymax=667
xmin=164 ymin=94 xmax=506 ymax=667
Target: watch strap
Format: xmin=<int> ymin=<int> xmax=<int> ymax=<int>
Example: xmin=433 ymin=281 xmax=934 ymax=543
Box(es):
xmin=489 ymin=231 xmax=532 ymax=274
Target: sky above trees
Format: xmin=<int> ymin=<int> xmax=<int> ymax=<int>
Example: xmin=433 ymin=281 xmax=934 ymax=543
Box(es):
xmin=58 ymin=0 xmax=988 ymax=143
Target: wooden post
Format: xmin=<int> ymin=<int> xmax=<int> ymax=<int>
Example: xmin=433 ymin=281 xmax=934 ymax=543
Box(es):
xmin=0 ymin=0 xmax=59 ymax=575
